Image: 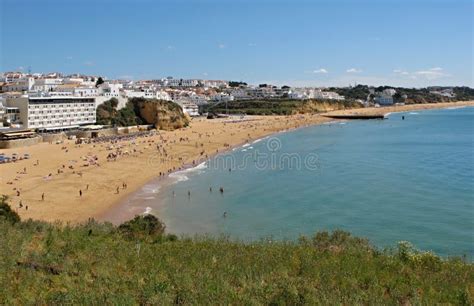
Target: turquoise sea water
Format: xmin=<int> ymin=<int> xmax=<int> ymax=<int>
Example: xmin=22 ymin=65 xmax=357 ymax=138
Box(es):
xmin=107 ymin=107 xmax=474 ymax=257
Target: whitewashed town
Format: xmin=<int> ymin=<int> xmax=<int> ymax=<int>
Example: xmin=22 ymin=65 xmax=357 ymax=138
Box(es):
xmin=0 ymin=71 xmax=357 ymax=130
xmin=5 ymin=69 xmax=447 ymax=128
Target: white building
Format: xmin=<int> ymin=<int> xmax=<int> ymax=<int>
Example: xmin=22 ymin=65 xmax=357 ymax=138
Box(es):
xmin=1 ymin=77 xmax=35 ymax=92
xmin=163 ymin=78 xmax=199 ymax=87
xmin=98 ymin=83 xmax=122 ymax=97
xmin=31 ymin=78 xmax=64 ymax=92
xmin=202 ymin=80 xmax=228 ymax=88
xmin=176 ymin=100 xmax=199 ymax=116
xmin=374 ymin=95 xmax=394 ymax=106
xmin=124 ymin=89 xmax=171 ymax=101
xmin=211 ymin=93 xmax=234 ymax=102
xmin=74 ymin=86 xmax=99 ymax=97
xmin=6 ymin=95 xmax=96 ymax=130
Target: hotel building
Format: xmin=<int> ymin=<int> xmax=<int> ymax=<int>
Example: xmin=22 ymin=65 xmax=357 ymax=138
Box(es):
xmin=6 ymin=96 xmax=96 ymax=130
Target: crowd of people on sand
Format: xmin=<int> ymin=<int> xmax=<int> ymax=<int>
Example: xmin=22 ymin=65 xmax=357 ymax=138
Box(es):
xmin=3 ymin=114 xmax=321 ymax=218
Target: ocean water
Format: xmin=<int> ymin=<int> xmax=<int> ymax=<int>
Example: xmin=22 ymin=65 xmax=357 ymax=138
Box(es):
xmin=108 ymin=107 xmax=474 ymax=257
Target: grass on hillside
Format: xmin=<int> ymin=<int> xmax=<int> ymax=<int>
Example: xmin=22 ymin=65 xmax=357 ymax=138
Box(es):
xmin=1 ymin=196 xmax=473 ymax=304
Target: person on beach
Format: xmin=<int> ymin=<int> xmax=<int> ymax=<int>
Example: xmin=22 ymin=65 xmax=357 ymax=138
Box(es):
xmin=209 ymin=187 xmax=212 ymax=193
xmin=79 ymin=189 xmax=82 ymax=197
xmin=188 ymin=190 xmax=191 ymax=198
xmin=19 ymin=201 xmax=23 ymax=208
xmin=223 ymin=211 xmax=227 ymax=218
xmin=220 ymin=187 xmax=224 ymax=194
xmin=41 ymin=193 xmax=44 ymax=201
xmin=116 ymin=186 xmax=120 ymax=194
xmin=16 ymin=190 xmax=20 ymax=197
xmin=86 ymin=184 xmax=89 ymax=191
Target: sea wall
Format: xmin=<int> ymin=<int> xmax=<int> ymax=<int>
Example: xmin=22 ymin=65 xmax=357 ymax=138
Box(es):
xmin=0 ymin=135 xmax=42 ymax=149
xmin=41 ymin=132 xmax=67 ymax=143
xmin=73 ymin=128 xmax=118 ymax=138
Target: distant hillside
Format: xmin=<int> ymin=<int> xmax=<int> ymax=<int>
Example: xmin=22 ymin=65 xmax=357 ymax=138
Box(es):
xmin=0 ymin=197 xmax=472 ymax=305
xmin=329 ymin=85 xmax=474 ymax=104
xmin=96 ymin=97 xmax=189 ymax=130
xmin=203 ymin=99 xmax=362 ymax=115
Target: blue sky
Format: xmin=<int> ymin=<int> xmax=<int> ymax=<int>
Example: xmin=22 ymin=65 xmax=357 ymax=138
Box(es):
xmin=1 ymin=0 xmax=472 ymax=87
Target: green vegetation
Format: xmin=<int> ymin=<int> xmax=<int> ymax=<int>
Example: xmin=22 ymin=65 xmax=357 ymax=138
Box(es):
xmin=95 ymin=77 xmax=104 ymax=88
xmin=203 ymin=99 xmax=362 ymax=115
xmin=0 ymin=197 xmax=472 ymax=304
xmin=228 ymin=81 xmax=247 ymax=87
xmin=0 ymin=195 xmax=20 ymax=224
xmin=330 ymin=85 xmax=474 ymax=104
xmin=96 ymin=98 xmax=144 ymax=126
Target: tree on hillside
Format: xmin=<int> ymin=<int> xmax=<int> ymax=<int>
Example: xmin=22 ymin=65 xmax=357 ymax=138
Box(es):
xmin=96 ymin=98 xmax=119 ymax=125
xmin=229 ymin=81 xmax=247 ymax=87
xmin=95 ymin=77 xmax=104 ymax=87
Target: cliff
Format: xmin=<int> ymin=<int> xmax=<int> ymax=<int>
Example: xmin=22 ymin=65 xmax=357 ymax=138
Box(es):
xmin=96 ymin=97 xmax=190 ymax=130
xmin=294 ymin=99 xmax=363 ymax=114
xmin=132 ymin=98 xmax=190 ymax=130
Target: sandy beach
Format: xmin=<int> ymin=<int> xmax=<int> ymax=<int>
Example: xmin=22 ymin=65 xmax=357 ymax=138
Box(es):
xmin=1 ymin=100 xmax=473 ymax=223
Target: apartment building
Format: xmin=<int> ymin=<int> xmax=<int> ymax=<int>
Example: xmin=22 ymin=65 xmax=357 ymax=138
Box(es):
xmin=6 ymin=96 xmax=96 ymax=130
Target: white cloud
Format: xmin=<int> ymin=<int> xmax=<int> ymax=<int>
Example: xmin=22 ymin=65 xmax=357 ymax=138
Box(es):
xmin=414 ymin=67 xmax=450 ymax=80
xmin=248 ymin=43 xmax=257 ymax=47
xmin=393 ymin=69 xmax=409 ymax=75
xmin=346 ymin=68 xmax=362 ymax=73
xmin=203 ymin=72 xmax=208 ymax=76
xmin=66 ymin=56 xmax=73 ymax=60
xmin=18 ymin=66 xmax=24 ymax=71
xmin=84 ymin=61 xmax=94 ymax=66
xmin=166 ymin=45 xmax=174 ymax=50
xmin=218 ymin=43 xmax=226 ymax=49
xmin=312 ymin=68 xmax=328 ymax=74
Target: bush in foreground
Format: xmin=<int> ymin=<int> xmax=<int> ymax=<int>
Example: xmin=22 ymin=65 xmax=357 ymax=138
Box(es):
xmin=0 ymin=201 xmax=472 ymax=304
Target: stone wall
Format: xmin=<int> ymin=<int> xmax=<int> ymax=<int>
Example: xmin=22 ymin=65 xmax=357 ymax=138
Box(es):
xmin=0 ymin=136 xmax=42 ymax=149
xmin=41 ymin=132 xmax=67 ymax=143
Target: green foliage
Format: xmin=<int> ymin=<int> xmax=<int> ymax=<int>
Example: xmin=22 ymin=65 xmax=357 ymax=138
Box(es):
xmin=0 ymin=195 xmax=20 ymax=224
xmin=228 ymin=81 xmax=247 ymax=87
xmin=96 ymin=98 xmax=119 ymax=125
xmin=0 ymin=198 xmax=472 ymax=304
xmin=330 ymin=85 xmax=371 ymax=100
xmin=113 ymin=101 xmax=144 ymax=126
xmin=330 ymin=85 xmax=474 ymax=104
xmin=118 ymin=214 xmax=165 ymax=240
xmin=95 ymin=77 xmax=104 ymax=87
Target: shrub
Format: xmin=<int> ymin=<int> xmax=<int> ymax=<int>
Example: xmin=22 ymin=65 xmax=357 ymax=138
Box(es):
xmin=118 ymin=214 xmax=166 ymax=240
xmin=0 ymin=195 xmax=20 ymax=224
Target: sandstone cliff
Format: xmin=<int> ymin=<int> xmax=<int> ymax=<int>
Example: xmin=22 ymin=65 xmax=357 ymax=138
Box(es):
xmin=133 ymin=99 xmax=190 ymax=130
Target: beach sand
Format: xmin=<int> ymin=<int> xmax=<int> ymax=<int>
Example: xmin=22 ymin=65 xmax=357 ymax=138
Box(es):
xmin=1 ymin=100 xmax=472 ymax=223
